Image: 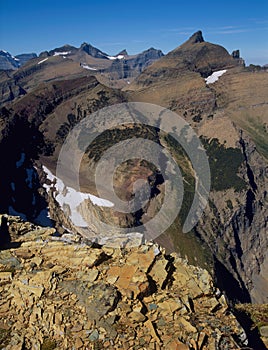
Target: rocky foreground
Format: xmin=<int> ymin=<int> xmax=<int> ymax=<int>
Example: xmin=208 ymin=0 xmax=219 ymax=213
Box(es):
xmin=0 ymin=215 xmax=266 ymax=349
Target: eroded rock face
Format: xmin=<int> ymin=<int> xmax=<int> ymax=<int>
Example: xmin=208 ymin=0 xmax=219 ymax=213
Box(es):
xmin=105 ymin=48 xmax=164 ymax=80
xmin=194 ymin=131 xmax=268 ymax=304
xmin=0 ymin=215 xmax=253 ymax=349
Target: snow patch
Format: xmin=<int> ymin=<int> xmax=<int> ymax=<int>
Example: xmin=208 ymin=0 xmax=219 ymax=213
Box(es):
xmin=38 ymin=58 xmax=48 ymax=64
xmin=205 ymin=70 xmax=227 ymax=84
xmin=107 ymin=55 xmax=125 ymax=60
xmin=43 ymin=166 xmax=114 ymax=227
xmin=53 ymin=51 xmax=71 ymax=56
xmin=81 ymin=64 xmax=97 ymax=71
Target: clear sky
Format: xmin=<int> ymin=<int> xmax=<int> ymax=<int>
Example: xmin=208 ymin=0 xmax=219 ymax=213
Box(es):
xmin=0 ymin=0 xmax=267 ymax=65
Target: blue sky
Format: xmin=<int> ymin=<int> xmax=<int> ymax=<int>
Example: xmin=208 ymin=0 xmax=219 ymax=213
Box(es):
xmin=0 ymin=0 xmax=267 ymax=65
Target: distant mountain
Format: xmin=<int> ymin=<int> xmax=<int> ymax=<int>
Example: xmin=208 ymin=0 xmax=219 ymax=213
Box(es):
xmin=0 ymin=50 xmax=38 ymax=70
xmin=0 ymin=50 xmax=20 ymax=70
xmin=0 ymin=42 xmax=164 ymax=100
xmin=79 ymin=42 xmax=108 ymax=59
xmin=15 ymin=53 xmax=37 ymax=66
xmin=128 ymin=30 xmax=244 ymax=93
xmin=102 ymin=47 xmax=164 ymax=79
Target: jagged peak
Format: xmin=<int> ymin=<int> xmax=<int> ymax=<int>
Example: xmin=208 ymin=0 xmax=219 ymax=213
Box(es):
xmin=117 ymin=49 xmax=128 ymax=56
xmin=80 ymin=42 xmax=93 ymax=49
xmin=187 ymin=30 xmax=204 ymax=44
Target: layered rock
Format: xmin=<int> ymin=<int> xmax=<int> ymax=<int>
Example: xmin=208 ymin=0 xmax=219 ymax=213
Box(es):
xmin=104 ymin=47 xmax=164 ymax=80
xmin=0 ymin=215 xmax=254 ymax=349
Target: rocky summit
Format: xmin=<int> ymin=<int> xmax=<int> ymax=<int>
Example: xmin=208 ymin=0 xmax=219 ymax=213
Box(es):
xmin=0 ymin=214 xmax=255 ymax=350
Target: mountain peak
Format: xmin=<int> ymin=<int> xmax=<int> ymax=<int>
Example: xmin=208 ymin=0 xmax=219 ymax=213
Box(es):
xmin=117 ymin=49 xmax=128 ymax=56
xmin=79 ymin=42 xmax=108 ymax=58
xmin=187 ymin=30 xmax=204 ymax=44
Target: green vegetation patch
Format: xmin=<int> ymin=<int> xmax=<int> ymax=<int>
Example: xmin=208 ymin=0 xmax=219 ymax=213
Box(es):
xmin=80 ymin=123 xmax=160 ymax=162
xmin=201 ymin=137 xmax=246 ymax=192
xmin=243 ymin=116 xmax=268 ymax=160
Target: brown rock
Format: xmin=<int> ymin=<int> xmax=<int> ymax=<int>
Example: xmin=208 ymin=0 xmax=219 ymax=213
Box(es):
xmin=177 ymin=317 xmax=197 ymax=333
xmin=144 ymin=319 xmax=162 ymax=345
xmin=149 ymin=258 xmax=168 ymax=286
xmin=74 ymin=336 xmax=84 ymax=348
xmin=128 ymin=311 xmax=146 ymax=323
xmin=13 ymin=249 xmax=35 ymax=260
xmin=0 ymin=271 xmax=12 ymax=282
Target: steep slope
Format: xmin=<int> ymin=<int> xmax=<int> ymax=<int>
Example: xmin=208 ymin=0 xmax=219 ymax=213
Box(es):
xmin=0 ymin=75 xmax=126 ymax=227
xmin=103 ymin=47 xmax=164 ymax=80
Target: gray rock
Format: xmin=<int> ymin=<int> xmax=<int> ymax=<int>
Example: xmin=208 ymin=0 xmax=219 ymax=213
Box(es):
xmin=260 ymin=325 xmax=268 ymax=337
xmin=89 ymin=329 xmax=99 ymax=341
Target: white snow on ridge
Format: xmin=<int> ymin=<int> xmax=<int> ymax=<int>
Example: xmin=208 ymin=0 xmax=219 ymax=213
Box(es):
xmin=107 ymin=55 xmax=125 ymax=60
xmin=81 ymin=64 xmax=97 ymax=71
xmin=205 ymin=69 xmax=227 ymax=84
xmin=53 ymin=51 xmax=71 ymax=56
xmin=38 ymin=58 xmax=48 ymax=65
xmin=43 ymin=166 xmax=114 ymax=227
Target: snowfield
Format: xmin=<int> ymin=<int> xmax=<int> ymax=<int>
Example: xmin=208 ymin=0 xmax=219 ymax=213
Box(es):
xmin=38 ymin=58 xmax=48 ymax=65
xmin=81 ymin=64 xmax=97 ymax=71
xmin=43 ymin=166 xmax=114 ymax=227
xmin=205 ymin=69 xmax=227 ymax=84
xmin=107 ymin=55 xmax=125 ymax=60
xmin=53 ymin=51 xmax=71 ymax=56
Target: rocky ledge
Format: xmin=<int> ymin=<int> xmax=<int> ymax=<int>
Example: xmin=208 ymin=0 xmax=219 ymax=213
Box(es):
xmin=0 ymin=215 xmax=263 ymax=349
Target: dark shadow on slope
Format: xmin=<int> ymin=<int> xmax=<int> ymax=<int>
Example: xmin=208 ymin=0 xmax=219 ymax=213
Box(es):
xmin=0 ymin=216 xmax=21 ymax=250
xmin=214 ymin=256 xmax=251 ymax=303
xmin=233 ymin=308 xmax=268 ymax=350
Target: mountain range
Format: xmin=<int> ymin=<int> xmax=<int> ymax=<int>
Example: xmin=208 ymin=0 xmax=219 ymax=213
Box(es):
xmin=0 ymin=30 xmax=268 ymax=348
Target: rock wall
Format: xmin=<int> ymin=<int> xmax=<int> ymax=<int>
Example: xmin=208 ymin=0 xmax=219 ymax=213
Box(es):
xmin=195 ymin=131 xmax=268 ymax=303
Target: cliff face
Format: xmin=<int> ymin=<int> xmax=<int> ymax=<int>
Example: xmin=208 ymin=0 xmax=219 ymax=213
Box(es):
xmin=194 ymin=131 xmax=268 ymax=303
xmin=0 ymin=215 xmax=254 ymax=350
xmin=104 ymin=48 xmax=164 ymax=80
